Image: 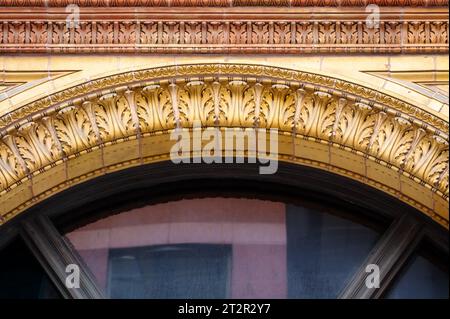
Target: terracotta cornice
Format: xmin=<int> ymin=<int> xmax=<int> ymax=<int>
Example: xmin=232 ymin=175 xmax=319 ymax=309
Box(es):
xmin=1 ymin=0 xmax=448 ymax=7
xmin=0 ymin=7 xmax=447 ymax=54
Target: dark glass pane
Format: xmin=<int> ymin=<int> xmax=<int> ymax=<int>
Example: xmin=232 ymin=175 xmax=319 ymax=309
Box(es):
xmin=0 ymin=238 xmax=61 ymax=299
xmin=286 ymin=205 xmax=379 ymax=298
xmin=386 ymin=253 xmax=449 ymax=299
xmin=108 ymin=244 xmax=231 ymax=299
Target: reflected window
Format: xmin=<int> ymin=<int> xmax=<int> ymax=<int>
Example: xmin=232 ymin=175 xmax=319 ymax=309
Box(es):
xmin=109 ymin=244 xmax=231 ymax=299
xmin=0 ymin=238 xmax=61 ymax=299
xmin=65 ymin=197 xmax=380 ymax=299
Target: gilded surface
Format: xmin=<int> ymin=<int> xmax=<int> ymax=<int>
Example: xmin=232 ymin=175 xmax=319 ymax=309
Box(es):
xmin=0 ymin=64 xmax=448 ymax=227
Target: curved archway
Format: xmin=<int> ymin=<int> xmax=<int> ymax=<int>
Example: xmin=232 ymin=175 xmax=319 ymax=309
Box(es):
xmin=0 ymin=63 xmax=448 ymax=228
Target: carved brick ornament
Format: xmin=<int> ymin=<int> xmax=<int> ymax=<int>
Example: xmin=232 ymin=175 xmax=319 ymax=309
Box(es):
xmin=0 ymin=6 xmax=447 ymax=54
xmin=1 ymin=0 xmax=447 ymax=6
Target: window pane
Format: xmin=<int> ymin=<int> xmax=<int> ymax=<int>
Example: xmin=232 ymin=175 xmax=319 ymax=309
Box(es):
xmin=0 ymin=238 xmax=61 ymax=299
xmin=109 ymin=244 xmax=231 ymax=299
xmin=386 ymin=253 xmax=449 ymax=299
xmin=286 ymin=205 xmax=379 ymax=298
xmin=65 ymin=197 xmax=381 ymax=299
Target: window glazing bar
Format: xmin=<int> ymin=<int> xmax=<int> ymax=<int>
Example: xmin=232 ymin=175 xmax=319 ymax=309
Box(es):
xmin=21 ymin=215 xmax=105 ymax=299
xmin=339 ymin=214 xmax=423 ymax=299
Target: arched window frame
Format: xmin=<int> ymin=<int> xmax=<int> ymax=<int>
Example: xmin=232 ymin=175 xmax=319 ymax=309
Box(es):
xmin=0 ymin=162 xmax=446 ymax=299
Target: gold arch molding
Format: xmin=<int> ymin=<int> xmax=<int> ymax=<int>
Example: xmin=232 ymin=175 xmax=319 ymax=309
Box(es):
xmin=0 ymin=64 xmax=448 ymax=228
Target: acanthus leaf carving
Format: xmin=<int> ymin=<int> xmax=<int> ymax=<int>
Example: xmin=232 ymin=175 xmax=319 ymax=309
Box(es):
xmin=0 ymin=72 xmax=447 ymax=224
xmin=55 ymin=104 xmax=98 ymax=155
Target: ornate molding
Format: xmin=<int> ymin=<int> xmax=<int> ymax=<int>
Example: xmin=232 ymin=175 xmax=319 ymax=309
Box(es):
xmin=0 ymin=7 xmax=447 ymax=54
xmin=0 ymin=64 xmax=448 ymax=228
xmin=1 ymin=0 xmax=448 ymax=6
xmin=2 ymin=64 xmax=447 ymax=133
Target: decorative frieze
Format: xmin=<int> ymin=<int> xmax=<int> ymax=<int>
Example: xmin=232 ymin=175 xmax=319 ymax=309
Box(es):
xmin=1 ymin=0 xmax=447 ymax=6
xmin=0 ymin=9 xmax=447 ymax=53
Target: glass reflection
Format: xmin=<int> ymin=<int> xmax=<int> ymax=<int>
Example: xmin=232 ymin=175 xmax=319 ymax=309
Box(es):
xmin=66 ymin=197 xmax=379 ymax=299
xmin=109 ymin=244 xmax=231 ymax=298
xmin=386 ymin=252 xmax=449 ymax=299
xmin=286 ymin=205 xmax=379 ymax=298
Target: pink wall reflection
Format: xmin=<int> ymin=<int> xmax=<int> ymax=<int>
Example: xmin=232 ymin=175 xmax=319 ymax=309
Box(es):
xmin=66 ymin=198 xmax=287 ymax=298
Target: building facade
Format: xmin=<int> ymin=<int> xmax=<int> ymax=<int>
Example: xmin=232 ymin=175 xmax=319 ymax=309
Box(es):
xmin=0 ymin=0 xmax=448 ymax=299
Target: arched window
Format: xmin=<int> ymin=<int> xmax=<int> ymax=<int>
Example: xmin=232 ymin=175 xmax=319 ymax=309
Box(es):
xmin=0 ymin=164 xmax=447 ymax=299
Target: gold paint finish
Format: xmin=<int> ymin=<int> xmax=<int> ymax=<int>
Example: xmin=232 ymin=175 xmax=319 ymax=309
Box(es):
xmin=0 ymin=64 xmax=448 ymax=228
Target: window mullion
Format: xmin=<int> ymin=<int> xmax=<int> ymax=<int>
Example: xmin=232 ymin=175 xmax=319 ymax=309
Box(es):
xmin=20 ymin=215 xmax=105 ymax=299
xmin=338 ymin=214 xmax=423 ymax=299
